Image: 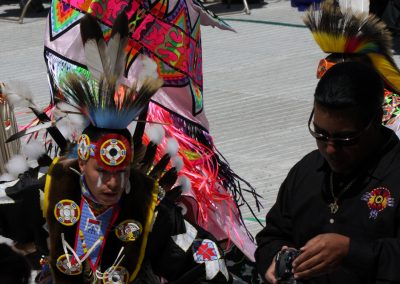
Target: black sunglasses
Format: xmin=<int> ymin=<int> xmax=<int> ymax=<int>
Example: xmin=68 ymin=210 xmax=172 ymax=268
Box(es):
xmin=307 ymin=109 xmax=376 ymax=146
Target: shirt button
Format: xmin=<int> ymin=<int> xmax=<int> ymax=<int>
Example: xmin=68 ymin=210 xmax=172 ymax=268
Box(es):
xmin=329 ymin=218 xmax=334 ymax=224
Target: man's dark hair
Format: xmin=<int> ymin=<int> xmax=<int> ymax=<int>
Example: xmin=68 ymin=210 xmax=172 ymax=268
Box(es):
xmin=315 ymin=61 xmax=384 ymax=122
xmin=82 ymin=125 xmax=132 ymax=143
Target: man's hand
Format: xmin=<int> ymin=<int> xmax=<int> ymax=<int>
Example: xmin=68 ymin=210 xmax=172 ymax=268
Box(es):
xmin=265 ymin=258 xmax=277 ymax=284
xmin=292 ymin=233 xmax=349 ymax=279
xmin=265 ymin=246 xmax=290 ymax=284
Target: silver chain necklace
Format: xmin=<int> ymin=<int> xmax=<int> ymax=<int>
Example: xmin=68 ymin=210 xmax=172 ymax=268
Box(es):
xmin=328 ymin=172 xmax=359 ymax=214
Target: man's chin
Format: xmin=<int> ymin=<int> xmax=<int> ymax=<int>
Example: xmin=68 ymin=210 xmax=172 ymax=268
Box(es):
xmin=328 ymin=161 xmax=353 ymax=175
xmin=99 ymin=194 xmax=121 ymax=206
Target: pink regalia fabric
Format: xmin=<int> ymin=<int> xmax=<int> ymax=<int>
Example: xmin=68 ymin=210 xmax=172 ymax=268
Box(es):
xmin=44 ymin=0 xmax=260 ymax=260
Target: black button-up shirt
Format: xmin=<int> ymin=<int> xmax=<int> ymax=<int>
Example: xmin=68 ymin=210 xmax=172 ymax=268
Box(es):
xmin=255 ymin=127 xmax=400 ymax=284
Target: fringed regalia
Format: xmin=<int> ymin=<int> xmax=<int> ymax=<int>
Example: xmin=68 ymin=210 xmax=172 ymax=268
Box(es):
xmin=0 ymin=83 xmax=21 ymax=174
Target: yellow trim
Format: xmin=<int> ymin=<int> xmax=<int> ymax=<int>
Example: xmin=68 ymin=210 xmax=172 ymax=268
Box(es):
xmin=312 ymin=32 xmax=347 ymax=54
xmin=43 ymin=157 xmax=60 ymax=218
xmin=129 ymin=181 xmax=159 ymax=281
xmin=368 ymin=53 xmax=400 ymax=94
xmin=310 ymin=31 xmax=400 ymax=93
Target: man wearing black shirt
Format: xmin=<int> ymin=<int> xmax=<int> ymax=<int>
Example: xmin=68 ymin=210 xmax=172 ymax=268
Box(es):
xmin=255 ymin=62 xmax=400 ymax=283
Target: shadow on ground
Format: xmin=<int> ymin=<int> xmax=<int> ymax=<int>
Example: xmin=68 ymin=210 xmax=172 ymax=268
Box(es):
xmin=1 ymin=0 xmax=267 ymax=19
xmin=0 ymin=0 xmax=49 ymax=20
xmin=204 ymin=0 xmax=268 ymax=15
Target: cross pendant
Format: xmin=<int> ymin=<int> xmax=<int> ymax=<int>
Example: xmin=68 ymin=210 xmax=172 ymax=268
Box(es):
xmin=329 ymin=202 xmax=339 ymax=214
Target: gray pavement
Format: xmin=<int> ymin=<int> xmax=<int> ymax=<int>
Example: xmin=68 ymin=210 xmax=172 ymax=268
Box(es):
xmin=0 ymin=0 xmax=385 ymax=240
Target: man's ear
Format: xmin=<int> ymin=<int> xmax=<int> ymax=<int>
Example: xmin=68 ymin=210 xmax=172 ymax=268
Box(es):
xmin=78 ymin=159 xmax=86 ymax=174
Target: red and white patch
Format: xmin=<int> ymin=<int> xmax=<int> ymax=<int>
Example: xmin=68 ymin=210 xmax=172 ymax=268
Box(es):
xmin=193 ymin=239 xmax=220 ymax=263
xmin=54 ymin=199 xmax=80 ymax=226
xmin=103 ymin=266 xmax=129 ymax=284
xmin=56 ymin=254 xmax=82 ymax=275
xmin=89 ymin=134 xmax=132 ymax=172
xmin=99 ymin=138 xmax=127 ymax=166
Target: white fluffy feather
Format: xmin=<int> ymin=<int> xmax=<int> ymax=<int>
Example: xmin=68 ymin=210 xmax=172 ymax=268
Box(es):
xmin=136 ymin=55 xmax=159 ymax=88
xmin=145 ymin=124 xmax=165 ymax=145
xmin=177 ymin=175 xmax=191 ymax=194
xmin=54 ymin=103 xmax=86 ymax=140
xmin=3 ymin=81 xmax=37 ymax=108
xmin=22 ymin=141 xmax=45 ymax=160
xmin=5 ymin=155 xmax=28 ymax=178
xmin=140 ymin=55 xmax=158 ymax=79
xmin=165 ymin=138 xmax=179 ymax=157
xmin=172 ymin=156 xmax=184 ymax=171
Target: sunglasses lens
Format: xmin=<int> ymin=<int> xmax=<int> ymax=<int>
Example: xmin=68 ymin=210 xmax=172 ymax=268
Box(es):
xmin=337 ymin=138 xmax=358 ymax=146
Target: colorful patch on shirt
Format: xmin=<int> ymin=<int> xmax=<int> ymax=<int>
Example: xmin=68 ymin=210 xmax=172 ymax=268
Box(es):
xmin=54 ymin=199 xmax=80 ymax=226
xmin=192 ymin=239 xmax=220 ymax=263
xmin=103 ymin=266 xmax=129 ymax=284
xmin=56 ymin=254 xmax=82 ymax=275
xmin=115 ymin=220 xmax=142 ymax=242
xmin=75 ymin=199 xmax=114 ymax=270
xmin=77 ymin=134 xmax=91 ymax=161
xmin=361 ymin=187 xmax=394 ymax=219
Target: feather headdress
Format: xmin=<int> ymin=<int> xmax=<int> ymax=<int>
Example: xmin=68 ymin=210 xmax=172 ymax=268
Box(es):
xmin=303 ymin=0 xmax=400 ymax=93
xmin=57 ymin=13 xmax=163 ymax=130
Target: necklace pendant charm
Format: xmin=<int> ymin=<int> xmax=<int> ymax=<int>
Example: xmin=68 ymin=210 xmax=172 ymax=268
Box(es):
xmin=329 ymin=202 xmax=339 ymax=214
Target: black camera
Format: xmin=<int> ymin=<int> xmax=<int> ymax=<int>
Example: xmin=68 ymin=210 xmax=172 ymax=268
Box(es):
xmin=275 ymin=248 xmax=302 ymax=284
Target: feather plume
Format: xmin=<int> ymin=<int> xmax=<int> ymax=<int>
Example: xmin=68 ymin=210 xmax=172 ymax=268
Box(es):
xmin=303 ymin=0 xmax=392 ymax=55
xmin=80 ymin=14 xmax=111 ymax=81
xmin=80 ymin=12 xmax=130 ymax=83
xmin=303 ymin=0 xmax=400 ymax=92
xmin=108 ymin=12 xmax=129 ymax=79
xmin=59 ymin=12 xmax=163 ymax=130
xmin=59 ymin=73 xmax=163 ymax=129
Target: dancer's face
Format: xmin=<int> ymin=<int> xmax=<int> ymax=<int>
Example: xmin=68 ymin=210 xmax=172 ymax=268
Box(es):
xmin=79 ymin=158 xmax=130 ymax=206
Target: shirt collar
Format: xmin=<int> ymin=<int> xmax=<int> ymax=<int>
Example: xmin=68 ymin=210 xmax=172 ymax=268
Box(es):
xmin=365 ymin=127 xmax=400 ymax=180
